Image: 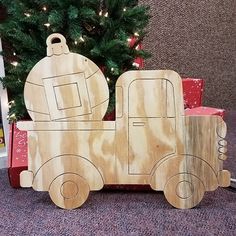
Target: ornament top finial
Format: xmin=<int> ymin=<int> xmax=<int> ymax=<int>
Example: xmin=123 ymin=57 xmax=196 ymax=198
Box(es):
xmin=46 ymin=33 xmax=70 ymax=56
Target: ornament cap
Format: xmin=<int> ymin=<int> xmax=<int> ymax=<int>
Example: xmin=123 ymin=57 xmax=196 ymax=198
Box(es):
xmin=46 ymin=33 xmax=70 ymax=56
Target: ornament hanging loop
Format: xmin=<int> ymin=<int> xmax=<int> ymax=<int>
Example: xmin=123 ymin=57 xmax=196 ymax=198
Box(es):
xmin=46 ymin=33 xmax=70 ymax=56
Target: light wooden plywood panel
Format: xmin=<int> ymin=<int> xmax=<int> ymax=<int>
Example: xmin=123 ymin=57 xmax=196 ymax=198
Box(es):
xmin=128 ymin=79 xmax=165 ymax=117
xmin=128 ymin=118 xmax=176 ymax=174
xmin=17 ymin=121 xmax=116 ymax=192
xmin=114 ymin=70 xmax=185 ymax=183
xmin=24 ymin=82 xmax=50 ymax=120
xmin=19 ymin=34 xmax=230 ymax=210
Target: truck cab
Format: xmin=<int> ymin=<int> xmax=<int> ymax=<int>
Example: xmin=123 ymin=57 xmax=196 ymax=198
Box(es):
xmin=115 ymin=70 xmax=181 ymax=176
xmin=114 ymin=70 xmax=229 ymax=209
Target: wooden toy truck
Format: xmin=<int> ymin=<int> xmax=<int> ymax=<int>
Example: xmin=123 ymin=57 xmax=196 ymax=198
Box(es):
xmin=18 ymin=34 xmax=230 ymax=209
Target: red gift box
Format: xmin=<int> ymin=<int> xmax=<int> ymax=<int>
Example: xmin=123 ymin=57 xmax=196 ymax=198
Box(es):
xmin=182 ymin=78 xmax=225 ymax=118
xmin=182 ymin=78 xmax=204 ymax=109
xmin=8 ymin=123 xmax=28 ymax=188
xmin=185 ymin=106 xmax=225 ymax=118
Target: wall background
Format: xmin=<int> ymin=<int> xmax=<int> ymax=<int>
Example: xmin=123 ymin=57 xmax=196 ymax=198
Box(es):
xmin=139 ymin=0 xmax=236 ymax=110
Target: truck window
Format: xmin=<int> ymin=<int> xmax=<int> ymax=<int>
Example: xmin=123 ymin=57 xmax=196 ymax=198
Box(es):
xmin=128 ymin=79 xmax=164 ymax=117
xmin=128 ymin=79 xmax=176 ymax=118
xmin=116 ymin=86 xmax=123 ymax=118
xmin=166 ymin=80 xmax=176 ymax=118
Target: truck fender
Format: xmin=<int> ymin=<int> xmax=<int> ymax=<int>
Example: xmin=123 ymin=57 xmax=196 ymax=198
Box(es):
xmin=32 ymin=154 xmax=104 ymax=191
xmin=150 ymin=154 xmax=218 ymax=191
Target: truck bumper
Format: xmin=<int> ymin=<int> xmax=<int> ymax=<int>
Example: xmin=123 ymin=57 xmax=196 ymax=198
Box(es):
xmin=218 ymin=170 xmax=231 ymax=187
xmin=20 ymin=170 xmax=33 ymax=188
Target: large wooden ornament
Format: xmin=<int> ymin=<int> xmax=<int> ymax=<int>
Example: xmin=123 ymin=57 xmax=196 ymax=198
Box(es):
xmin=24 ymin=33 xmax=109 ymax=121
xmin=18 ymin=34 xmax=230 ymax=209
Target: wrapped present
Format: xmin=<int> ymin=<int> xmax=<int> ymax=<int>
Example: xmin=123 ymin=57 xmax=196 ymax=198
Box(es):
xmin=185 ymin=106 xmax=225 ymax=118
xmin=8 ymin=123 xmax=28 ymax=188
xmin=182 ymin=78 xmax=225 ymax=118
xmin=182 ymin=78 xmax=204 ymax=109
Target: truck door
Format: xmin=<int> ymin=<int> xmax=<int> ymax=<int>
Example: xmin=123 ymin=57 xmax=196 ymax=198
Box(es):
xmin=128 ymin=79 xmax=176 ymax=174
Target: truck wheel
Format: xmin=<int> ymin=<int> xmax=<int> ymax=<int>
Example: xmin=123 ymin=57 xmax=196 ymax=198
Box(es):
xmin=164 ymin=173 xmax=205 ymax=209
xmin=49 ymin=173 xmax=90 ymax=209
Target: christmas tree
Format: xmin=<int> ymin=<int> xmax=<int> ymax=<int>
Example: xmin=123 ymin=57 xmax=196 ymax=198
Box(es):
xmin=0 ymin=0 xmax=150 ymax=121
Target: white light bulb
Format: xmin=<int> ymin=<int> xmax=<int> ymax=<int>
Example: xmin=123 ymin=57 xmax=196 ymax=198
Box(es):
xmin=104 ymin=12 xmax=108 ymax=17
xmin=42 ymin=6 xmax=47 ymax=11
xmin=79 ymin=36 xmax=85 ymax=42
xmin=123 ymin=8 xmax=127 ymax=12
xmin=11 ymin=61 xmax=18 ymax=67
xmin=99 ymin=10 xmax=103 ymax=16
xmin=10 ymin=113 xmax=16 ymax=119
xmin=134 ymin=32 xmax=139 ymax=37
xmin=44 ymin=23 xmax=50 ymax=28
xmin=127 ymin=38 xmax=132 ymax=42
xmin=13 ymin=52 xmax=16 ymax=56
xmin=24 ymin=13 xmax=31 ymax=17
xmin=135 ymin=45 xmax=139 ymax=50
xmin=132 ymin=62 xmax=140 ymax=68
xmin=106 ymin=77 xmax=110 ymax=82
xmin=111 ymin=68 xmax=114 ymax=72
xmin=8 ymin=100 xmax=15 ymax=108
xmin=74 ymin=40 xmax=78 ymax=45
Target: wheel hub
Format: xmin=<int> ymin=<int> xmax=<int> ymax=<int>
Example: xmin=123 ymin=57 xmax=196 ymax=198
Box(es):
xmin=176 ymin=181 xmax=194 ymax=199
xmin=60 ymin=181 xmax=79 ymax=199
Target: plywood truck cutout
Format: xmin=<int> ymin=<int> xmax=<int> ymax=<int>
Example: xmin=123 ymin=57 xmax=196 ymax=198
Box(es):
xmin=18 ymin=34 xmax=230 ymax=209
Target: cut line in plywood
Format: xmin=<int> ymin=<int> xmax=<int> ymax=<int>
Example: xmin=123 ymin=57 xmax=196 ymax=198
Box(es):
xmin=53 ymin=83 xmax=82 ymax=110
xmin=43 ymin=73 xmax=92 ymax=120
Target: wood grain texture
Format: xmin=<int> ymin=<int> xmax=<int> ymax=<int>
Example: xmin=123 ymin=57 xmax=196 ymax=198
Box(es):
xmin=18 ymin=34 xmax=230 ymax=209
xmin=49 ymin=173 xmax=90 ymax=209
